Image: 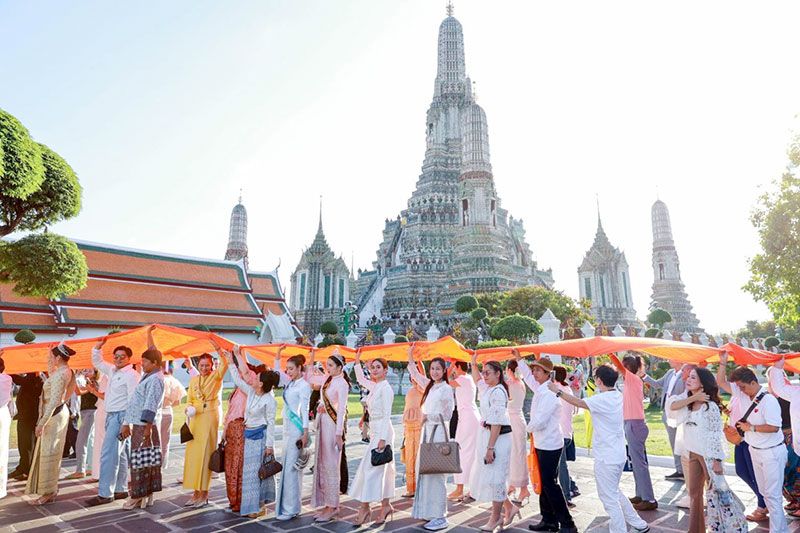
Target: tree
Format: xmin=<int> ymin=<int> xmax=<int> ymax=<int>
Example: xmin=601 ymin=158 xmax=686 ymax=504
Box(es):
xmin=494 ymin=286 xmax=592 ymax=327
xmin=319 ymin=321 xmax=338 ymax=336
xmin=0 ymin=109 xmax=86 ymax=297
xmin=318 ymin=335 xmax=345 ymax=348
xmin=790 ymin=341 xmax=800 ymax=352
xmin=745 ymin=134 xmax=800 ymax=327
xmin=647 ymin=308 xmax=672 ymax=329
xmin=490 ymin=314 xmax=543 ymax=343
xmin=454 ymin=295 xmax=478 ymax=313
xmin=644 ymin=328 xmax=662 ymax=338
xmin=475 ymin=339 xmax=513 ymax=349
xmin=0 ymin=233 xmax=87 ymax=298
xmin=764 ymin=336 xmax=780 ymax=349
xmin=394 ymin=335 xmax=408 ymax=343
xmin=471 ymin=307 xmax=488 ymax=321
xmin=14 ymin=329 xmax=36 ymax=344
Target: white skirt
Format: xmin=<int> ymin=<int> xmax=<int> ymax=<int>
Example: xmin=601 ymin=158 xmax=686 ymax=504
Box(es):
xmin=0 ymin=405 xmax=9 ymax=499
xmin=411 ymin=421 xmax=449 ymax=519
xmin=348 ymin=417 xmax=395 ymax=502
xmin=470 ymin=429 xmax=511 ymax=502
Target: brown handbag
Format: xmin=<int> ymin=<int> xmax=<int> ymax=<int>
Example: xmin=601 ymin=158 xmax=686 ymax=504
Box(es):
xmin=258 ymin=453 xmax=282 ymax=480
xmin=209 ymin=439 xmax=225 ymax=473
xmin=418 ymin=414 xmax=462 ymax=475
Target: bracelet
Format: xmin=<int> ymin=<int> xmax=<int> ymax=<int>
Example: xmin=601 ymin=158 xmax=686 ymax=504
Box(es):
xmin=487 ymin=447 xmax=495 ymax=450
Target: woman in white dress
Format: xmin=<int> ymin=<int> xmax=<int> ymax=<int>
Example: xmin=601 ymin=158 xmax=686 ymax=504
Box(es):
xmin=408 ymin=347 xmax=455 ymax=532
xmin=447 ymin=361 xmax=481 ymax=502
xmin=349 ymin=353 xmax=395 ymax=526
xmin=272 ymin=349 xmax=312 ymax=521
xmin=469 ymin=356 xmax=519 ymax=531
xmin=505 ymin=360 xmax=530 ymax=504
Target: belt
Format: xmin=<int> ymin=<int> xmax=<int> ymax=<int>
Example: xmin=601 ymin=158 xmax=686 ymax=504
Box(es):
xmin=751 ymin=442 xmax=784 ymax=450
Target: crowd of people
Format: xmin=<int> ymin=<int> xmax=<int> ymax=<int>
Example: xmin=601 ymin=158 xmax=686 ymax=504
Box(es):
xmin=1 ymin=332 xmax=800 ymax=533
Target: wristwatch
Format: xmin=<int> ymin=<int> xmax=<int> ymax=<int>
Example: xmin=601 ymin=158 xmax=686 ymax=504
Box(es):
xmin=556 ymin=391 xmax=562 ymax=398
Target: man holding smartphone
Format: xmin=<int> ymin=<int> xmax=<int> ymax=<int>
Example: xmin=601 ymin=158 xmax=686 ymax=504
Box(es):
xmin=514 ymin=350 xmax=577 ymax=533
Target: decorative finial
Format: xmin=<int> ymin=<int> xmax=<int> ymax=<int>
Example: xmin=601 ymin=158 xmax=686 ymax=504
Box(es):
xmin=472 ymin=80 xmax=477 ymax=101
xmin=446 ymin=1 xmax=454 ymax=17
xmin=238 ymin=187 xmax=243 ymax=204
xmin=317 ymin=195 xmax=324 ymax=234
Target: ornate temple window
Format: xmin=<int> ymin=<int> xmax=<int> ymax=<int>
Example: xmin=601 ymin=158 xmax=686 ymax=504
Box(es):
xmin=462 ymin=199 xmax=469 ymax=226
xmin=583 ymin=277 xmax=592 ymax=300
xmin=659 ymin=263 xmax=665 ymax=281
xmin=599 ymin=276 xmax=607 ymax=307
xmin=338 ymin=278 xmax=345 ymax=308
xmin=324 ymin=274 xmax=331 ymax=308
xmin=299 ymin=273 xmax=307 ymax=309
xmin=622 ymin=272 xmax=630 ymax=307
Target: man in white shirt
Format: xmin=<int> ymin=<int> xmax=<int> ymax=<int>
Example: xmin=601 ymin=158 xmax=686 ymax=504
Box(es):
xmin=86 ymin=338 xmax=140 ymax=506
xmin=728 ymin=363 xmax=787 ymax=533
xmin=548 ymin=364 xmax=650 ymax=533
xmin=643 ymin=361 xmax=686 ymax=480
xmin=515 ymin=351 xmax=577 ymax=533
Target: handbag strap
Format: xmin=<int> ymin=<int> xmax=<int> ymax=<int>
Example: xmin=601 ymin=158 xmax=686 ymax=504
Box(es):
xmin=427 ymin=414 xmax=450 ymax=444
xmin=739 ymin=391 xmax=767 ymax=424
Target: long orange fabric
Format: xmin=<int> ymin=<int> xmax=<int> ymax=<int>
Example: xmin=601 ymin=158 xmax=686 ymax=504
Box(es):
xmin=527 ymin=434 xmax=542 ymax=495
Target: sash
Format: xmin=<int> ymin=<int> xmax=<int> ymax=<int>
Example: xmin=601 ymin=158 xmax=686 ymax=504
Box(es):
xmin=321 ymin=378 xmax=339 ymax=423
xmin=244 ymin=424 xmax=267 ymax=441
xmin=283 ymin=385 xmax=304 ymax=433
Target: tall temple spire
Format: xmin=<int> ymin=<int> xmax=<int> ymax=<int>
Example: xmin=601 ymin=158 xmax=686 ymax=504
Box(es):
xmin=436 ymin=6 xmax=466 ymax=86
xmin=650 ymin=199 xmax=702 ymax=333
xmin=225 ymin=194 xmax=249 ymax=270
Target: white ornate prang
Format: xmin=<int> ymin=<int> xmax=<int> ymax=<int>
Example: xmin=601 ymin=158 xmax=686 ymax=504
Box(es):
xmin=681 ymin=331 xmax=692 ymax=343
xmin=578 ymin=211 xmax=638 ymax=328
xmin=581 ymin=321 xmax=596 ymax=339
xmin=662 ymin=329 xmax=672 ymax=340
xmin=612 ymin=324 xmax=625 ymax=337
xmin=699 ymin=333 xmax=709 ymax=346
xmin=345 ymin=331 xmax=358 ymax=348
xmin=350 ymin=9 xmax=554 ymax=331
xmin=313 ymin=333 xmax=324 ymax=346
xmin=426 ymin=324 xmax=441 ymax=341
xmin=715 ymin=335 xmax=725 ymax=348
xmin=383 ymin=327 xmax=397 ymax=345
xmin=650 ymin=199 xmax=703 ymax=335
xmin=224 ymin=196 xmax=249 ymax=270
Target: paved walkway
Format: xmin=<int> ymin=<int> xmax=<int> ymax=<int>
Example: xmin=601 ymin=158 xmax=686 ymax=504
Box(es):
xmin=0 ymin=420 xmax=792 ymax=532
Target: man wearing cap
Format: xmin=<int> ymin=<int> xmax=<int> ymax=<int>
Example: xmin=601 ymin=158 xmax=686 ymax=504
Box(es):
xmin=86 ymin=336 xmax=140 ymax=506
xmin=514 ymin=350 xmax=578 ymax=533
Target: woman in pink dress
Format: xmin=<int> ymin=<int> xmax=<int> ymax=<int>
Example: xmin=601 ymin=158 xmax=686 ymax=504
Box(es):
xmin=447 ymin=361 xmax=481 ymax=501
xmin=505 ymin=361 xmax=530 ymax=504
xmin=306 ymin=348 xmax=350 ymax=523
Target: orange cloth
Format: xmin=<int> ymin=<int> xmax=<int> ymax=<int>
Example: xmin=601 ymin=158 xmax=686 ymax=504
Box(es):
xmin=527 ymin=434 xmax=542 ymax=495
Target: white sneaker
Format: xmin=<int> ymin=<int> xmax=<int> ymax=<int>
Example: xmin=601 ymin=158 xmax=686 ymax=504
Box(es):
xmin=423 ymin=517 xmax=449 ymax=531
xmin=676 ymin=495 xmax=690 ymax=509
xmin=275 ymin=513 xmax=296 ymax=521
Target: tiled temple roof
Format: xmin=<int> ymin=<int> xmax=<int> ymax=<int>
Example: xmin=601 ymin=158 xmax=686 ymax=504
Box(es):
xmin=0 ymin=241 xmax=292 ymax=335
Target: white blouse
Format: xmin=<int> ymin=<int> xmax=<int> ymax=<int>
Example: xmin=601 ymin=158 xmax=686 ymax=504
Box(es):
xmin=230 ymin=359 xmax=277 ymax=447
xmin=477 ymin=381 xmax=511 ymax=426
xmin=354 ymin=364 xmax=394 ymax=442
xmin=667 ymin=392 xmax=726 ymax=461
xmin=408 ymin=361 xmax=454 ymax=423
xmin=274 ymin=360 xmax=312 ymax=431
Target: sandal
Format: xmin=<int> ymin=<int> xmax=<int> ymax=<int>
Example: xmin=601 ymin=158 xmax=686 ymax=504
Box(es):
xmin=746 ymin=508 xmax=769 ymax=522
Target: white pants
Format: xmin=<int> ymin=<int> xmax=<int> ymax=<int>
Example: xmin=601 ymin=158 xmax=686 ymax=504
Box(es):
xmin=594 ymin=460 xmax=648 ymax=533
xmin=750 ymin=444 xmax=789 ymax=533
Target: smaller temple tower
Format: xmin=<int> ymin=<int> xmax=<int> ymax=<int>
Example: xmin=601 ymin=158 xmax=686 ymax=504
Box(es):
xmin=289 ymin=206 xmax=351 ymax=338
xmin=578 ymin=212 xmax=638 ymax=327
xmin=650 ymin=199 xmax=702 ymax=333
xmin=224 ymin=194 xmax=248 ymax=270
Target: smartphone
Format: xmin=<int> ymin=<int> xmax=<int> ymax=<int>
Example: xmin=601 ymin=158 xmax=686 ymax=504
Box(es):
xmin=549 ymin=370 xmax=556 ymax=381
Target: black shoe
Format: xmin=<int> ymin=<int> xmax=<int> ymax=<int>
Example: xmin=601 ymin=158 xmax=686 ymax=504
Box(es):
xmin=10 ymin=471 xmax=28 ymax=481
xmin=665 ymin=471 xmax=684 ymax=481
xmin=629 ymin=496 xmax=642 ymax=504
xmin=632 ymin=527 xmax=650 ymax=533
xmin=114 ymin=492 xmax=129 ymax=500
xmin=86 ymin=496 xmax=113 ymax=506
xmin=528 ymin=522 xmax=559 ymax=532
xmin=559 ymin=527 xmax=579 ymax=533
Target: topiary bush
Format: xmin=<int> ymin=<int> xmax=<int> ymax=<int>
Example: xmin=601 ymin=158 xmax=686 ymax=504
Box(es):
xmin=475 ymin=339 xmax=513 ymax=350
xmin=320 ymin=321 xmax=338 ymax=336
xmin=764 ymin=336 xmax=780 ymax=349
xmin=14 ymin=329 xmax=36 ymax=344
xmin=644 ymin=328 xmax=662 ymax=338
xmin=471 ymin=307 xmax=488 ymax=321
xmin=454 ymin=295 xmax=478 ymax=313
xmin=790 ymin=341 xmax=800 ymax=352
xmin=394 ymin=335 xmax=409 ymax=343
xmin=490 ymin=314 xmax=542 ymax=343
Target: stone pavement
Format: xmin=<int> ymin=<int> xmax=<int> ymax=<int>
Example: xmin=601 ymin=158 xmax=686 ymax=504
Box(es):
xmin=0 ymin=419 xmax=793 ymax=532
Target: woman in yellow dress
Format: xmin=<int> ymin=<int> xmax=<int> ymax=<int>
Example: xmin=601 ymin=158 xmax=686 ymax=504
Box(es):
xmin=183 ymin=346 xmax=228 ymax=507
xmin=25 ymin=344 xmax=76 ymax=505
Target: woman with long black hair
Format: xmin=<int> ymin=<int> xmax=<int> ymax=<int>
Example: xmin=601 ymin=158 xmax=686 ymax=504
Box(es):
xmin=407 ymin=347 xmax=455 ymax=532
xmin=469 ymin=355 xmax=518 ymax=530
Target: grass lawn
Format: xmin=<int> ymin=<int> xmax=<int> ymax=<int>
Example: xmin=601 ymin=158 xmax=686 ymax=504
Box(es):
xmin=7 ymin=392 xmax=406 ymax=450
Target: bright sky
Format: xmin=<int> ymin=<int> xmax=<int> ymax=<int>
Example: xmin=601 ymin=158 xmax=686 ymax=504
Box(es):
xmin=2 ymin=0 xmax=797 ymax=335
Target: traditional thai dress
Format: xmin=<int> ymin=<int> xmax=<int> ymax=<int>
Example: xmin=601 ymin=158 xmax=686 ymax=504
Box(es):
xmin=470 ymin=381 xmax=512 ymax=502
xmin=224 ymin=387 xmax=247 ymax=512
xmin=274 ymin=363 xmax=311 ymax=518
xmin=91 ymin=375 xmax=108 ymax=479
xmin=307 ymin=372 xmax=349 ymax=509
xmin=507 ymin=377 xmax=529 ymax=489
xmin=453 ymin=374 xmax=480 ymax=491
xmin=0 ymin=373 xmax=11 ymax=499
xmin=124 ymin=369 xmax=165 ymax=499
xmin=183 ymin=356 xmax=228 ymax=491
xmin=25 ymin=365 xmax=73 ymax=497
xmin=409 ymin=364 xmax=455 ymax=520
xmin=349 ymin=364 xmax=395 ymax=502
xmin=230 ymin=360 xmax=277 ymax=516
xmin=401 ymin=383 xmax=423 ymax=495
